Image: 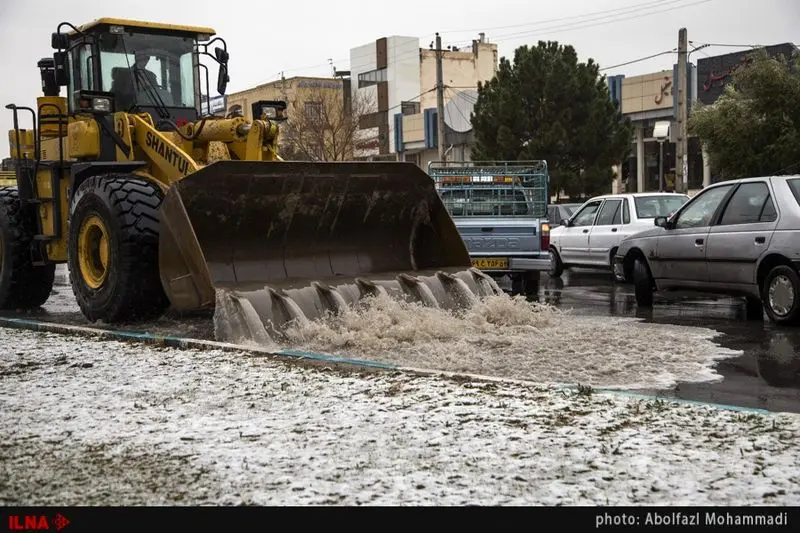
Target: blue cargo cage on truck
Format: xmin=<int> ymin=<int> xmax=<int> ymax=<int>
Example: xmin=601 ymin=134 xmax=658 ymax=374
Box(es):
xmin=428 ymin=160 xmax=551 ymax=296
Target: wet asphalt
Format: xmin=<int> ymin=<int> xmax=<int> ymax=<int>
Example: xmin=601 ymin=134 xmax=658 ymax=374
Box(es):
xmin=524 ymin=268 xmax=800 ymax=414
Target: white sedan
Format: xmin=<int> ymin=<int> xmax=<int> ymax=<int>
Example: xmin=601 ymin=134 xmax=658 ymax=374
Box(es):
xmin=548 ymin=192 xmax=689 ymax=277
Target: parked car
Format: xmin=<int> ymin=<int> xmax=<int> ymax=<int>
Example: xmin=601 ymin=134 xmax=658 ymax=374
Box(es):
xmin=613 ymin=175 xmax=800 ymax=325
xmin=548 ymin=192 xmax=689 ymax=277
xmin=547 ymin=203 xmax=581 ymax=228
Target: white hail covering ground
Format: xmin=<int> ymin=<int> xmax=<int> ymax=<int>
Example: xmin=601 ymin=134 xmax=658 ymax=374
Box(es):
xmin=46 ymin=265 xmax=739 ymax=391
xmin=1 ymin=327 xmax=799 ymax=506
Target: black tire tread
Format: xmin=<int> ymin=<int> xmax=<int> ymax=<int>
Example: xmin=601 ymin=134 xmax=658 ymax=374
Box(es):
xmin=633 ymin=257 xmax=654 ymax=308
xmin=0 ymin=187 xmax=55 ymax=309
xmin=548 ymin=248 xmax=564 ymax=278
xmin=68 ymin=175 xmax=169 ymax=322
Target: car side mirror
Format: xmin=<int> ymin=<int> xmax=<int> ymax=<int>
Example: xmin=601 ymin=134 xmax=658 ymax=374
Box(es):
xmin=654 ymin=216 xmax=668 ymax=228
xmin=561 ymin=218 xmax=571 ymax=227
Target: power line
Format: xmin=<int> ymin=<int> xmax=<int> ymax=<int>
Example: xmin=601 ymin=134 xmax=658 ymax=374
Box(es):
xmin=438 ymin=0 xmax=685 ymax=35
xmin=444 ymin=0 xmax=717 ymax=48
xmin=599 ymin=49 xmax=677 ymax=71
xmin=341 ymin=0 xmax=706 ymax=69
xmin=689 ymin=42 xmax=712 ymax=58
xmin=264 ymin=0 xmax=719 ymax=82
xmin=690 ymin=42 xmax=765 ymax=49
xmin=386 ymin=87 xmax=437 ymax=113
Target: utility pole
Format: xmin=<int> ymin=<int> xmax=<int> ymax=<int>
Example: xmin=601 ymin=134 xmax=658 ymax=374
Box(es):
xmin=435 ymin=32 xmax=447 ymax=162
xmin=675 ymin=27 xmax=688 ymax=193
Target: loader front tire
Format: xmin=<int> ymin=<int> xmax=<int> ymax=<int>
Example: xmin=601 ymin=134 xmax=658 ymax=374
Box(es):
xmin=68 ymin=175 xmax=169 ymax=323
xmin=0 ymin=187 xmax=56 ymax=309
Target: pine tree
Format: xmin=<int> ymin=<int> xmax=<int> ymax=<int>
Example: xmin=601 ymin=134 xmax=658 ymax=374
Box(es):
xmin=471 ymin=41 xmax=632 ymax=199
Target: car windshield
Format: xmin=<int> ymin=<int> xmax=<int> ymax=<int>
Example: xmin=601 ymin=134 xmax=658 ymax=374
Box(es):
xmin=562 ymin=204 xmax=580 ymax=216
xmin=634 ymin=195 xmax=688 ymax=218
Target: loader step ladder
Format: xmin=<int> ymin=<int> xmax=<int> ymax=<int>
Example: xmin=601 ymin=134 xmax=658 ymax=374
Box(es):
xmin=6 ymin=102 xmax=69 ymax=266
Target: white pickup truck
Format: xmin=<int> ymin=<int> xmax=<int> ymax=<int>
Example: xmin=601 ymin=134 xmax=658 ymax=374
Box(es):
xmin=429 ymin=161 xmax=551 ymax=295
xmin=548 ymin=192 xmax=689 ymax=277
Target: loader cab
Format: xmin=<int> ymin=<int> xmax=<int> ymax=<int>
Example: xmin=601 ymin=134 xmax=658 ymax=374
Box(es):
xmin=51 ymin=18 xmax=228 ymax=128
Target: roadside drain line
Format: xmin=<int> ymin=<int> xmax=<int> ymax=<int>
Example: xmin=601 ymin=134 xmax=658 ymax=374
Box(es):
xmin=0 ymin=316 xmax=774 ymax=416
xmin=0 ymin=317 xmax=396 ymax=370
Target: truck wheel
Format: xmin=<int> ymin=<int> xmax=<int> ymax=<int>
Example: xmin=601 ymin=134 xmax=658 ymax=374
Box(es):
xmin=523 ymin=272 xmax=540 ymax=297
xmin=548 ymin=248 xmax=564 ymax=277
xmin=67 ymin=175 xmax=169 ymax=323
xmin=760 ymin=265 xmax=800 ymax=326
xmin=0 ymin=186 xmax=55 ymax=309
xmin=510 ymin=274 xmax=525 ymax=295
xmin=633 ymin=257 xmax=654 ymax=308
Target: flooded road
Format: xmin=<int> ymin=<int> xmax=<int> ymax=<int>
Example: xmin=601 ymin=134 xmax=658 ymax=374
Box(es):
xmin=6 ymin=265 xmax=800 ymax=414
xmin=530 ymin=269 xmax=800 ymax=414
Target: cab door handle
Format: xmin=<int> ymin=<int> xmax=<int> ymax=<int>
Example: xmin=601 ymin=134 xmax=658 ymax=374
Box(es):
xmin=755 ymin=236 xmax=766 ymax=244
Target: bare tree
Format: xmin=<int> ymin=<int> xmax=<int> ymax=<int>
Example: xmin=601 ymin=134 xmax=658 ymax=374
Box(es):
xmin=279 ymin=87 xmax=374 ymax=161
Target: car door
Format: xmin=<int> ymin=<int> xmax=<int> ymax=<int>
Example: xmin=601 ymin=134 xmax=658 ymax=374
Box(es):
xmin=653 ymin=184 xmax=735 ymax=282
xmin=558 ymin=199 xmax=602 ymax=264
xmin=705 ymin=181 xmax=779 ymax=285
xmin=587 ymin=198 xmax=623 ymax=266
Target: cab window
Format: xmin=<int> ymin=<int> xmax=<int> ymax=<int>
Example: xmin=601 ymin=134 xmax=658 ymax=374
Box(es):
xmin=67 ymin=43 xmax=96 ymax=111
xmin=674 ymin=185 xmax=734 ymax=229
xmin=718 ymin=182 xmax=777 ymax=225
xmin=571 ymin=200 xmax=602 ymax=227
xmin=595 ymin=199 xmax=622 ymax=226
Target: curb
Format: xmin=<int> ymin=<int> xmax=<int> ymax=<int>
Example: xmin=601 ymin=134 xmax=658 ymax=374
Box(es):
xmin=0 ymin=316 xmax=776 ymax=416
xmin=0 ymin=316 xmax=397 ymax=370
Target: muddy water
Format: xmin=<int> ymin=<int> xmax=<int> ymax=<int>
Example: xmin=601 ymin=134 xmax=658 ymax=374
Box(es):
xmin=5 ymin=266 xmax=742 ymax=390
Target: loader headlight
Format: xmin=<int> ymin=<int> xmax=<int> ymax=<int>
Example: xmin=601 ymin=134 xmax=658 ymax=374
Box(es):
xmin=77 ymin=90 xmax=115 ymax=115
xmin=92 ymin=98 xmax=111 ymax=113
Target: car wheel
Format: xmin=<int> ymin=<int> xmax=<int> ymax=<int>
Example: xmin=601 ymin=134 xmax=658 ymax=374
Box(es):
xmin=609 ymin=247 xmax=619 ymax=281
xmin=548 ymin=249 xmax=564 ymax=277
xmin=761 ymin=265 xmax=800 ymax=325
xmin=633 ymin=257 xmax=654 ymax=308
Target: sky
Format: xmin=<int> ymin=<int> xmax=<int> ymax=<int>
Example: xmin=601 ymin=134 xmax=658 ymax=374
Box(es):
xmin=0 ymin=0 xmax=797 ymax=158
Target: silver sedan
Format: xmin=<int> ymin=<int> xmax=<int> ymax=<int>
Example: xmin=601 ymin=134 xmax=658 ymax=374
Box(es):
xmin=613 ymin=175 xmax=800 ymax=325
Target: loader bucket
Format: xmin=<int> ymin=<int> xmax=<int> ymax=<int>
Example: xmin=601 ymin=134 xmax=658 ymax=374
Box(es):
xmin=158 ymin=160 xmax=503 ymax=342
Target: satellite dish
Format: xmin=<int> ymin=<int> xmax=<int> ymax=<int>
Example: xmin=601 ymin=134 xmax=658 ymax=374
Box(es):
xmin=443 ymin=89 xmax=478 ymax=133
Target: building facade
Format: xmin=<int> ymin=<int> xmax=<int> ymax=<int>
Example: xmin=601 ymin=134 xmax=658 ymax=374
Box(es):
xmin=225 ymin=75 xmax=349 ymax=159
xmin=349 ymin=34 xmax=498 ymax=167
xmin=225 ymin=75 xmax=345 ymax=121
xmin=607 ymin=63 xmax=701 ymax=195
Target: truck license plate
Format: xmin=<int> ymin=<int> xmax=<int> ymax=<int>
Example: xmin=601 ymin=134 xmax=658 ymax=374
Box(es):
xmin=471 ymin=257 xmax=509 ymax=269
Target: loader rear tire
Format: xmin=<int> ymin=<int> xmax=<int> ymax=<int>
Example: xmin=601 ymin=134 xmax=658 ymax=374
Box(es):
xmin=67 ymin=175 xmax=169 ymax=323
xmin=0 ymin=187 xmax=56 ymax=309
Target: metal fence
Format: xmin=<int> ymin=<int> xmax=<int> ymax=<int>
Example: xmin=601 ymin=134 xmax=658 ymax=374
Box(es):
xmin=427 ymin=160 xmax=549 ymax=218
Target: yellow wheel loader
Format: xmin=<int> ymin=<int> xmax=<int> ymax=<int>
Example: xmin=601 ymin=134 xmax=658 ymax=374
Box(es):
xmin=0 ymin=18 xmax=501 ymax=342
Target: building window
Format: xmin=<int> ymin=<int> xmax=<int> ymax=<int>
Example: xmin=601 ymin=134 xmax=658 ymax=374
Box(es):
xmin=304 ymin=102 xmax=322 ymax=119
xmin=401 ymin=101 xmax=420 ymax=116
xmin=358 ymin=68 xmax=387 ymax=88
